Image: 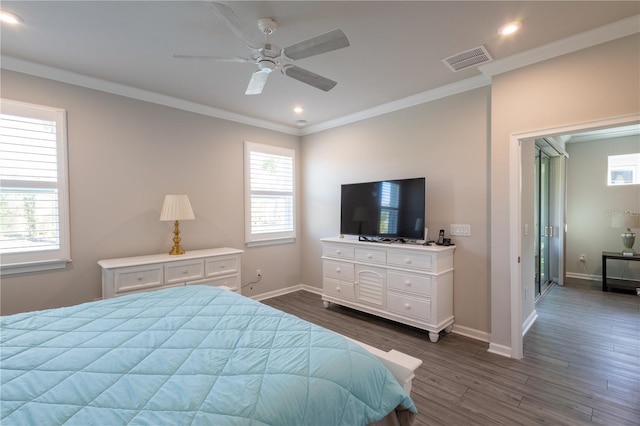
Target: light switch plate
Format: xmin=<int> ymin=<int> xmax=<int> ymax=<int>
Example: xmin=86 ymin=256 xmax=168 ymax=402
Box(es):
xmin=450 ymin=224 xmax=471 ymax=236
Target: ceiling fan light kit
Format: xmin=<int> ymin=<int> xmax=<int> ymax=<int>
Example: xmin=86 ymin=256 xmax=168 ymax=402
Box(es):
xmin=175 ymin=2 xmax=350 ymax=95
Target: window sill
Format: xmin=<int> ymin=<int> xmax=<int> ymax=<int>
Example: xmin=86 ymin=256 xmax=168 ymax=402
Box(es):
xmin=0 ymin=259 xmax=71 ymax=276
xmin=246 ymin=237 xmax=296 ymax=248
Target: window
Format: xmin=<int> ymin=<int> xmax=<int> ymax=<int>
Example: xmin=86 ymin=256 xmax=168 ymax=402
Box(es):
xmin=0 ymin=99 xmax=70 ymax=274
xmin=244 ymin=141 xmax=295 ymax=246
xmin=608 ymin=153 xmax=640 ymax=186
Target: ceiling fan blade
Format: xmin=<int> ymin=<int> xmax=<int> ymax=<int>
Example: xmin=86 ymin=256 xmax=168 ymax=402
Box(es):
xmin=246 ymin=69 xmax=270 ymax=95
xmin=283 ymin=66 xmax=337 ymax=92
xmin=283 ymin=29 xmax=350 ymax=60
xmin=206 ymin=1 xmax=260 ymax=48
xmin=172 ymin=54 xmax=251 ymax=63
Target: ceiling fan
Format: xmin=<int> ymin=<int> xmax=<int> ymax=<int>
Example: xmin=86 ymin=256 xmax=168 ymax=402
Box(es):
xmin=173 ymin=1 xmax=350 ymax=95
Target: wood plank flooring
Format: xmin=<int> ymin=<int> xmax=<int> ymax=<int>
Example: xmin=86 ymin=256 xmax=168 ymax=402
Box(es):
xmin=262 ymin=281 xmax=640 ymax=425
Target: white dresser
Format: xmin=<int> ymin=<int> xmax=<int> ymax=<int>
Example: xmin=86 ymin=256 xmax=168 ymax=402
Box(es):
xmin=99 ymin=247 xmax=243 ymax=299
xmin=321 ymin=237 xmax=454 ymax=342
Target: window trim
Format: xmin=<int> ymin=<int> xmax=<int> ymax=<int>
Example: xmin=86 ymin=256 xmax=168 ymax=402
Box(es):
xmin=244 ymin=141 xmax=296 ymax=247
xmin=0 ymin=99 xmax=71 ymax=275
xmin=607 ymin=152 xmax=640 ymax=186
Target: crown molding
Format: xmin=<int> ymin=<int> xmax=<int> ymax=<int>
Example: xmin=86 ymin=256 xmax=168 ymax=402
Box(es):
xmin=2 ymin=13 xmax=638 ymax=137
xmin=479 ymin=14 xmax=640 ymax=77
xmin=0 ymin=56 xmax=302 ymax=136
xmin=301 ymin=75 xmax=491 ymax=135
xmin=303 ymin=14 xmax=640 ymax=135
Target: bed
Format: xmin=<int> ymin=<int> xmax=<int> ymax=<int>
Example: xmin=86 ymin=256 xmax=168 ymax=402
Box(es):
xmin=1 ymin=285 xmax=418 ymax=425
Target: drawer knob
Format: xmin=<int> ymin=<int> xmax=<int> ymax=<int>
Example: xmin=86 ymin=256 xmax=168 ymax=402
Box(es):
xmin=183 ymin=270 xmax=188 ymax=274
xmin=335 ymin=267 xmax=341 ymax=273
xmin=367 ymin=254 xmax=373 ymax=259
xmin=336 ymin=286 xmax=341 ymax=292
xmin=404 ymin=303 xmax=411 ymax=310
xmin=404 ymin=258 xmax=412 ymax=264
xmin=137 ymin=276 xmax=143 ymax=281
xmin=404 ymin=280 xmax=412 ymax=286
xmin=336 ymin=249 xmax=342 ymax=255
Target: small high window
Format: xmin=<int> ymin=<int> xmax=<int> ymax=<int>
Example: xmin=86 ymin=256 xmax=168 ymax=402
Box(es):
xmin=608 ymin=153 xmax=640 ymax=186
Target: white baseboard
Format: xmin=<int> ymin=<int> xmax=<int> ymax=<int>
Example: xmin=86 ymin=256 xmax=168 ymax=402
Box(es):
xmin=522 ymin=310 xmax=538 ymax=337
xmin=251 ymin=283 xmax=321 ymax=301
xmin=451 ymin=324 xmax=490 ymax=343
xmin=487 ymin=342 xmax=513 ymax=358
xmin=566 ymin=272 xmax=601 ymax=281
xmin=566 ymin=271 xmax=640 ymax=283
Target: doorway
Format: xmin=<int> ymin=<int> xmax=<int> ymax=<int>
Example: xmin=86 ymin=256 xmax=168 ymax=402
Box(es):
xmin=507 ymin=115 xmax=640 ymax=360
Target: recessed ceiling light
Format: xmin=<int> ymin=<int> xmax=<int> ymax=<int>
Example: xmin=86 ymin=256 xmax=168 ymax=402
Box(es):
xmin=293 ymin=106 xmax=304 ymax=114
xmin=0 ymin=10 xmax=24 ymax=25
xmin=499 ymin=21 xmax=521 ymax=36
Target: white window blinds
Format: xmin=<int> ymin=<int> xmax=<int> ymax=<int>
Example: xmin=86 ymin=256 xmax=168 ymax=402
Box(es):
xmin=0 ymin=99 xmax=70 ymax=274
xmin=244 ymin=141 xmax=295 ymax=245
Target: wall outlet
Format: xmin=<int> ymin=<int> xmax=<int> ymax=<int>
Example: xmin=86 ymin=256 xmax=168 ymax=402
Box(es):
xmin=579 ymin=254 xmax=586 ymax=263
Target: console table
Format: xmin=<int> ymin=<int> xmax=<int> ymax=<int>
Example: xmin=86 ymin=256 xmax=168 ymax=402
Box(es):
xmin=99 ymin=248 xmax=243 ymax=298
xmin=601 ymin=251 xmax=640 ymax=292
xmin=321 ymin=237 xmax=455 ymax=342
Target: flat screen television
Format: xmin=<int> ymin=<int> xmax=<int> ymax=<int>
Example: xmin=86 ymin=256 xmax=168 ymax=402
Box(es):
xmin=340 ymin=177 xmax=425 ymax=241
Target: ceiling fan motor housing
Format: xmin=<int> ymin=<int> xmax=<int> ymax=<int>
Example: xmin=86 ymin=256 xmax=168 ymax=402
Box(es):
xmin=258 ymin=59 xmax=276 ymax=73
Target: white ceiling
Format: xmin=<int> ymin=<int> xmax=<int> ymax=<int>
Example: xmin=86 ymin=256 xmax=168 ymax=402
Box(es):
xmin=1 ymin=1 xmax=639 ymax=134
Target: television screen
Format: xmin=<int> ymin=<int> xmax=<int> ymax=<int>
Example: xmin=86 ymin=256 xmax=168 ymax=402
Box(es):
xmin=340 ymin=177 xmax=425 ymax=240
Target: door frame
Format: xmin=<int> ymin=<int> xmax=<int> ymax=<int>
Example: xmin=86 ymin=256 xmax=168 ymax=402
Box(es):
xmin=508 ymin=113 xmax=640 ymax=359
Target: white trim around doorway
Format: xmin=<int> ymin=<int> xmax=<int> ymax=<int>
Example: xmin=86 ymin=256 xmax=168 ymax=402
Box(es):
xmin=508 ymin=113 xmax=640 ymax=359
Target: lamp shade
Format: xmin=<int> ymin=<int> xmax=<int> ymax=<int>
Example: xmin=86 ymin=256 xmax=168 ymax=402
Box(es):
xmin=160 ymin=194 xmax=195 ymax=221
xmin=611 ymin=214 xmax=640 ymax=230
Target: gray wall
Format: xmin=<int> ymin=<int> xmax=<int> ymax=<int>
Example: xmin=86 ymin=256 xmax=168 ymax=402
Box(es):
xmin=2 ymin=34 xmax=638 ymax=357
xmin=566 ymin=135 xmax=640 ymax=281
xmin=490 ymin=34 xmax=639 ymax=352
xmin=0 ymin=70 xmax=301 ymax=315
xmin=300 ymin=87 xmax=492 ymax=339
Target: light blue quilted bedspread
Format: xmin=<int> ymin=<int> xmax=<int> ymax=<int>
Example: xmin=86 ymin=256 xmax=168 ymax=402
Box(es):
xmin=1 ymin=285 xmax=416 ymax=425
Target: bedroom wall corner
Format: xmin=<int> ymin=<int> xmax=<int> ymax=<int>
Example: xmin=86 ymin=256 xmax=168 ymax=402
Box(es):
xmin=0 ymin=70 xmax=301 ymax=315
xmin=299 ymin=87 xmax=492 ymax=337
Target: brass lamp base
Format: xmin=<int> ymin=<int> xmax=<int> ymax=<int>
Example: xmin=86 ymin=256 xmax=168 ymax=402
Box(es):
xmin=169 ymin=220 xmax=186 ymax=255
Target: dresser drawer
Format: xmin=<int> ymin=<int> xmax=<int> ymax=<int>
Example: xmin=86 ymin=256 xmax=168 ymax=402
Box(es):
xmin=165 ymin=259 xmax=204 ymax=284
xmin=188 ymin=274 xmax=240 ymax=293
xmin=323 ymin=260 xmax=354 ymax=280
xmin=387 ymin=293 xmax=431 ymax=321
xmin=323 ymin=243 xmax=355 ymax=260
xmin=387 ymin=251 xmax=433 ymax=271
xmin=355 ymin=248 xmax=386 ymax=264
xmin=114 ymin=265 xmax=164 ymax=293
xmin=205 ymin=255 xmax=239 ymax=277
xmin=323 ymin=277 xmax=355 ymax=300
xmin=387 ymin=271 xmax=431 ymax=297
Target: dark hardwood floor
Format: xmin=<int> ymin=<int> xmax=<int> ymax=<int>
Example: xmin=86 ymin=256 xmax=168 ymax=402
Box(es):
xmin=262 ymin=281 xmax=640 ymax=425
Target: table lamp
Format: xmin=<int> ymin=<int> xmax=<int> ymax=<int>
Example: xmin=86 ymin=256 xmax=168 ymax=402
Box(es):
xmin=160 ymin=194 xmax=194 ymax=255
xmin=611 ymin=214 xmax=640 ymax=256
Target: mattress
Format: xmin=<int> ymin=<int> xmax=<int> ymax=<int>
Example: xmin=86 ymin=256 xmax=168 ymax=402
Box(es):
xmin=1 ymin=285 xmax=416 ymax=425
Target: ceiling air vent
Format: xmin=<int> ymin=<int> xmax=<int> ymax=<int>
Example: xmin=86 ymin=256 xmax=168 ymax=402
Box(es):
xmin=442 ymin=45 xmax=493 ymax=72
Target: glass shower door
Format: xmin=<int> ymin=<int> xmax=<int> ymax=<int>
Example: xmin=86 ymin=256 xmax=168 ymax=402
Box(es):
xmin=535 ymin=148 xmax=551 ymax=298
